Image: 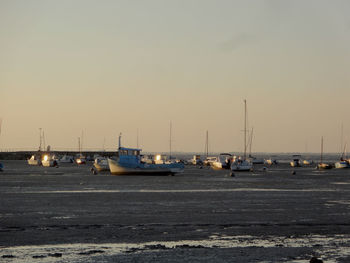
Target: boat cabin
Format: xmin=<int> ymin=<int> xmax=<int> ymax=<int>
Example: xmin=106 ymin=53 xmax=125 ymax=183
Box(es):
xmin=118 ymin=147 xmax=142 ymax=164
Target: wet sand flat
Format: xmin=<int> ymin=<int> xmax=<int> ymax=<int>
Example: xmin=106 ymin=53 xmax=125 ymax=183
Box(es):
xmin=1 ymin=160 xmax=350 ymax=262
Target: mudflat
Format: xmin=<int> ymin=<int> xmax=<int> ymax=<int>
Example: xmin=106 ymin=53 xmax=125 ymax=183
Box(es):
xmin=1 ymin=160 xmax=350 ymax=262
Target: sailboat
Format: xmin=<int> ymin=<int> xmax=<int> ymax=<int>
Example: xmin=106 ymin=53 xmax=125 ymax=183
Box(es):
xmin=335 ymin=143 xmax=350 ymax=168
xmin=75 ymin=136 xmax=86 ymax=165
xmin=335 ymin=124 xmax=349 ymax=168
xmin=247 ymin=127 xmax=264 ymax=164
xmin=231 ymin=99 xmax=253 ymax=172
xmin=317 ymin=136 xmax=332 ymax=169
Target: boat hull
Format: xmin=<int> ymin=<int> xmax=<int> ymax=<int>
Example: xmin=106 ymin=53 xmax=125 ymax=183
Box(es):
xmin=334 ymin=161 xmax=349 ymax=169
xmin=93 ymin=163 xmax=109 ymax=172
xmin=108 ymin=158 xmax=184 ymax=176
xmin=42 ymin=160 xmax=58 ymax=167
xmin=231 ymin=160 xmax=253 ymax=171
xmin=28 ymin=159 xmax=41 ymax=166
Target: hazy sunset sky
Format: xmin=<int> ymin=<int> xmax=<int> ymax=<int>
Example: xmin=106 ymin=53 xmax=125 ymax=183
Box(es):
xmin=1 ymin=0 xmax=350 ymax=153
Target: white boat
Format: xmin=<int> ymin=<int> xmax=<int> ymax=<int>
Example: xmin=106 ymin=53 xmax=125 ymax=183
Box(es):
xmin=334 ymin=160 xmax=349 ymax=169
xmin=290 ymin=155 xmax=302 ymax=167
xmin=108 ymin=135 xmax=184 ymax=175
xmin=248 ymin=155 xmax=264 ymax=165
xmin=189 ymin=155 xmax=203 ymax=165
xmin=203 ymin=156 xmax=217 ymax=166
xmin=231 ymin=158 xmax=253 ymax=171
xmin=335 ymin=142 xmax=349 ymax=169
xmin=211 ymin=153 xmax=232 ymax=169
xmin=28 ymin=154 xmax=42 ymax=166
xmin=41 ymin=153 xmax=59 ymax=167
xmin=247 ymin=128 xmax=264 ymax=164
xmin=59 ymin=155 xmax=74 ymax=163
xmin=93 ymin=157 xmax=109 ymax=171
xmin=230 ymin=99 xmax=253 ymax=172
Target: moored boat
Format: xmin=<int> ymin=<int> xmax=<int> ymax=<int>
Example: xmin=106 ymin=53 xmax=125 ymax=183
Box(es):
xmin=108 ymin=135 xmax=184 ymax=176
xmin=93 ymin=156 xmax=109 ymax=171
xmin=334 ymin=160 xmax=349 ymax=169
xmin=230 ymin=99 xmax=253 ymax=172
xmin=41 ymin=153 xmax=59 ymax=167
xmin=211 ymin=153 xmax=232 ymax=169
xmin=290 ymin=155 xmax=302 ymax=167
xmin=231 ymin=158 xmax=253 ymax=171
xmin=59 ymin=154 xmax=74 ymax=163
xmin=28 ymin=154 xmax=42 ymax=166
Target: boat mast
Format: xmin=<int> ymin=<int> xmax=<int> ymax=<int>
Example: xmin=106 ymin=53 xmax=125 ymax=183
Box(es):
xmin=340 ymin=122 xmax=344 ymax=156
xmin=39 ymin=128 xmax=42 ymax=151
xmin=42 ymin=130 xmax=46 ymax=151
xmin=136 ymin=128 xmax=139 ymax=149
xmin=169 ymin=121 xmax=172 ymax=159
xmin=78 ymin=137 xmax=81 ymax=154
xmin=205 ymin=130 xmax=209 ymax=158
xmin=248 ymin=127 xmax=253 ymax=157
xmin=244 ymin=99 xmax=247 ymax=160
xmin=320 ymin=136 xmax=323 ymax=164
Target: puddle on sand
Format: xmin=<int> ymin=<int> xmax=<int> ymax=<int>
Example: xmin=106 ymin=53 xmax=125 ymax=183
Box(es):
xmin=1 ymin=234 xmax=350 ymax=263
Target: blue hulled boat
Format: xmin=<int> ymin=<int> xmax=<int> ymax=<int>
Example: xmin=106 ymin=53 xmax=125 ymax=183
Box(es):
xmin=107 ymin=135 xmax=184 ymax=176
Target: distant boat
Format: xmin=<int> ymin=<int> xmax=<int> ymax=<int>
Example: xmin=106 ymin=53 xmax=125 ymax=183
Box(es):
xmin=59 ymin=155 xmax=74 ymax=163
xmin=211 ymin=153 xmax=232 ymax=169
xmin=75 ymin=155 xmax=86 ymax=165
xmin=107 ymin=134 xmax=184 ymax=176
xmin=335 ymin=143 xmax=350 ymax=169
xmin=75 ymin=137 xmax=86 ymax=165
xmin=189 ymin=155 xmax=203 ymax=165
xmin=247 ymin=128 xmax=264 ymax=164
xmin=203 ymin=156 xmax=217 ymax=166
xmin=302 ymin=159 xmax=314 ymax=165
xmin=41 ymin=153 xmax=59 ymax=167
xmin=317 ymin=136 xmax=332 ymax=170
xmin=28 ymin=153 xmax=42 ymax=166
xmin=230 ymin=99 xmax=253 ymax=172
xmin=335 ymin=160 xmax=349 ymax=169
xmin=290 ymin=155 xmax=302 ymax=167
xmin=93 ymin=157 xmax=109 ymax=172
xmin=265 ymin=157 xmax=278 ymax=165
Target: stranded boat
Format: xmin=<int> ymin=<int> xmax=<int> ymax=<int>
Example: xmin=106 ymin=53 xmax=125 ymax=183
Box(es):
xmin=211 ymin=153 xmax=232 ymax=169
xmin=107 ymin=135 xmax=184 ymax=176
xmin=230 ymin=100 xmax=253 ymax=172
xmin=28 ymin=153 xmax=42 ymax=166
xmin=41 ymin=153 xmax=59 ymax=167
xmin=93 ymin=156 xmax=109 ymax=172
xmin=290 ymin=155 xmax=302 ymax=167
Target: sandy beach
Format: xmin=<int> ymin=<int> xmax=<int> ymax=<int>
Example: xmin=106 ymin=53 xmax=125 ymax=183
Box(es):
xmin=1 ymin=160 xmax=350 ymax=262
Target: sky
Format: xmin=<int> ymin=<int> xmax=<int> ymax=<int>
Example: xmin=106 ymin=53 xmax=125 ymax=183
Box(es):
xmin=1 ymin=0 xmax=350 ymax=153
